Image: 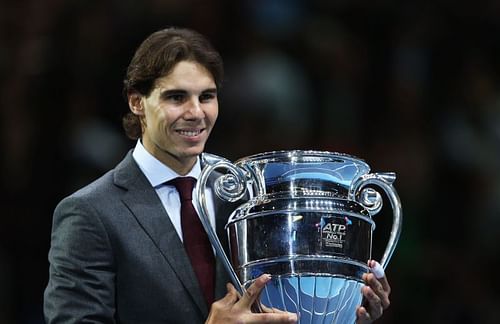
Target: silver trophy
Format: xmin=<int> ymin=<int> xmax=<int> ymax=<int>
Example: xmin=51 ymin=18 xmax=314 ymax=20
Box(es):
xmin=195 ymin=150 xmax=402 ymax=323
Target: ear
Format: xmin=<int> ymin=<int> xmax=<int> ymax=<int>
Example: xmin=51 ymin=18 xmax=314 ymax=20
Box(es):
xmin=128 ymin=92 xmax=144 ymax=116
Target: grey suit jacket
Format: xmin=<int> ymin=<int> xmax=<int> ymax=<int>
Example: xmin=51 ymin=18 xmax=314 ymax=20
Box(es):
xmin=44 ymin=151 xmax=233 ymax=323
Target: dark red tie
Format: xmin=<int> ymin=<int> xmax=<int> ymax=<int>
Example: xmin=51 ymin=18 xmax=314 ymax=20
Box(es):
xmin=169 ymin=177 xmax=215 ymax=306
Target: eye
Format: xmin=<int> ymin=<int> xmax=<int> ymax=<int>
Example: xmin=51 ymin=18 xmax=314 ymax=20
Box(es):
xmin=199 ymin=91 xmax=217 ymax=103
xmin=166 ymin=93 xmax=186 ymax=103
xmin=160 ymin=90 xmax=187 ymax=103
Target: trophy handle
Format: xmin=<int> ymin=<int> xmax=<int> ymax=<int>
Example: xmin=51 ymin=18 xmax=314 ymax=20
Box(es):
xmin=194 ymin=154 xmax=249 ymax=296
xmin=350 ymin=172 xmax=403 ymax=269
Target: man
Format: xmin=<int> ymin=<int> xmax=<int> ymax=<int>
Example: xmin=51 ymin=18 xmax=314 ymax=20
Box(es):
xmin=44 ymin=27 xmax=390 ymax=323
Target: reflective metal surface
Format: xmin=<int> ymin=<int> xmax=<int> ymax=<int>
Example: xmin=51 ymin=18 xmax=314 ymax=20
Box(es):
xmin=227 ymin=207 xmax=373 ymax=281
xmin=195 ymin=150 xmax=402 ymax=323
xmin=236 ymin=150 xmax=371 ymax=198
xmin=259 ymin=275 xmax=363 ymax=324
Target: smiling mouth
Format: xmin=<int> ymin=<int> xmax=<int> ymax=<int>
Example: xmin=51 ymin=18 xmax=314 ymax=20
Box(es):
xmin=177 ymin=129 xmax=203 ymax=137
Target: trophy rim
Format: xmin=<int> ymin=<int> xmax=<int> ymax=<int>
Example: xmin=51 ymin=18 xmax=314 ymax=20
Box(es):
xmin=235 ymin=150 xmax=370 ymax=170
xmin=226 ymin=194 xmax=373 ymax=226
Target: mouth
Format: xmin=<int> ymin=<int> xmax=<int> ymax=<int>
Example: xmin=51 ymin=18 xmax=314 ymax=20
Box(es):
xmin=176 ymin=128 xmax=204 ymax=137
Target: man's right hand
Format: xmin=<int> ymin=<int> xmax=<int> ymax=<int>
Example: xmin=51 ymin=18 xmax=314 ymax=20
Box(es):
xmin=205 ymin=274 xmax=298 ymax=324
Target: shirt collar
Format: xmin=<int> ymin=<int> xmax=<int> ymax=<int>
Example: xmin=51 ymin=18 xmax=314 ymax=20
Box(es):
xmin=132 ymin=140 xmax=201 ymax=188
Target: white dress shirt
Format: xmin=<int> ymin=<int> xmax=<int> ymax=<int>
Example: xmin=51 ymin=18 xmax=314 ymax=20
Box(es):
xmin=132 ymin=140 xmax=216 ymax=242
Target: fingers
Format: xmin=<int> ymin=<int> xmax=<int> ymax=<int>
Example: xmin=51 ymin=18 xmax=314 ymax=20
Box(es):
xmin=208 ymin=278 xmax=298 ymax=324
xmin=365 ymin=260 xmax=391 ymax=308
xmin=253 ymin=299 xmax=293 ymax=318
xmin=368 ymin=260 xmax=391 ymax=294
xmin=361 ymin=285 xmax=383 ymax=320
xmin=362 ymin=274 xmax=390 ymax=310
xmin=210 ymin=283 xmax=239 ymax=311
xmin=377 ymin=275 xmax=391 ymax=298
xmin=259 ymin=303 xmax=274 ymax=313
xmin=236 ymin=274 xmax=298 ymax=323
xmin=207 ymin=284 xmax=240 ymax=323
xmin=357 ymin=260 xmax=391 ymax=322
xmin=243 ymin=312 xmax=297 ymax=323
xmin=259 ymin=304 xmax=288 ymax=314
xmin=355 ymin=306 xmax=372 ymax=324
xmin=224 ymin=283 xmax=241 ymax=305
xmin=368 ymin=260 xmax=384 ymax=279
xmin=237 ymin=274 xmax=271 ymax=309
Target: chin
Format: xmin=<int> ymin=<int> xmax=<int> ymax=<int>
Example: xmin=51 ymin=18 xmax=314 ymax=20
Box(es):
xmin=181 ymin=145 xmax=205 ymax=158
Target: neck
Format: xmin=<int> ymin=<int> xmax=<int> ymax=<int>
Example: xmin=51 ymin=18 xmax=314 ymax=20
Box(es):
xmin=140 ymin=138 xmax=199 ymax=175
xmin=153 ymin=148 xmax=197 ymax=175
xmin=165 ymin=156 xmax=197 ymax=175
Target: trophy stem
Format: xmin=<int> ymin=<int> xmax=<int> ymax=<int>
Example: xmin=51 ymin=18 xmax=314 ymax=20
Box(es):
xmin=195 ymin=162 xmax=245 ymax=296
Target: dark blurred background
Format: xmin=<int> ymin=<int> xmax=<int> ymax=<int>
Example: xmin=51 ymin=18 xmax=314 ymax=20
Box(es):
xmin=2 ymin=0 xmax=500 ymax=323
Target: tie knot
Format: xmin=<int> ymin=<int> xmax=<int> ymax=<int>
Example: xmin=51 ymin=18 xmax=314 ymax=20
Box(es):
xmin=168 ymin=177 xmax=196 ymax=201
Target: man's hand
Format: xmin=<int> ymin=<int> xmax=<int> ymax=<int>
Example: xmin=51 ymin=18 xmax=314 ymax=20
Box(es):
xmin=356 ymin=260 xmax=391 ymax=323
xmin=206 ymin=274 xmax=298 ymax=324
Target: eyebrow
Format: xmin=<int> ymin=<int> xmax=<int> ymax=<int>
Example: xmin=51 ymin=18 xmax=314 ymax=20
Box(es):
xmin=159 ymin=88 xmax=217 ymax=98
xmin=159 ymin=89 xmax=186 ymax=98
xmin=202 ymin=88 xmax=218 ymax=94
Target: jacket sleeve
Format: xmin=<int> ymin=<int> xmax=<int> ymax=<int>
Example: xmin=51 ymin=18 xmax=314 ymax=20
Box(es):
xmin=44 ymin=195 xmax=116 ymax=323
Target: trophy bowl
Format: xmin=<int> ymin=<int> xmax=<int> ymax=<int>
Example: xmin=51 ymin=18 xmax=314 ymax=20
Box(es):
xmin=195 ymin=150 xmax=402 ymax=324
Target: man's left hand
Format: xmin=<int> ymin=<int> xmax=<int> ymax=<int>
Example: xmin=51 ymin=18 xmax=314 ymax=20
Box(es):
xmin=356 ymin=260 xmax=391 ymax=323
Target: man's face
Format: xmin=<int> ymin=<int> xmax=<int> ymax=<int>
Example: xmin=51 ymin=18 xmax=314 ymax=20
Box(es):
xmin=130 ymin=60 xmax=218 ymax=174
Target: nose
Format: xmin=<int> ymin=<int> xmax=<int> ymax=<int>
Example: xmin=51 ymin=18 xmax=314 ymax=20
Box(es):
xmin=184 ymin=96 xmax=205 ymax=120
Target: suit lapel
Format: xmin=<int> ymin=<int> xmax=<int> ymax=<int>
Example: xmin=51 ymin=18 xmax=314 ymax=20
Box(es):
xmin=114 ymin=152 xmax=208 ymax=316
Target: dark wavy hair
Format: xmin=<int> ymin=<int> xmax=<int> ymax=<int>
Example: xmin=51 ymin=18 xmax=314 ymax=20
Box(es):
xmin=122 ymin=27 xmax=224 ymax=139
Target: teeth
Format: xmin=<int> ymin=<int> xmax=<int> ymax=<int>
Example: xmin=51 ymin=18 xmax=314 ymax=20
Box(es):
xmin=178 ymin=130 xmax=201 ymax=136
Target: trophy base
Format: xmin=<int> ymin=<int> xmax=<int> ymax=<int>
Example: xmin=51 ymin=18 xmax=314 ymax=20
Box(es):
xmin=258 ymin=275 xmax=364 ymax=324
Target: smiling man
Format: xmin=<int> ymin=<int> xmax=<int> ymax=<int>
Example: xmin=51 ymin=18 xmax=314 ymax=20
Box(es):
xmin=128 ymin=60 xmax=219 ymax=175
xmin=43 ymin=27 xmax=390 ymax=324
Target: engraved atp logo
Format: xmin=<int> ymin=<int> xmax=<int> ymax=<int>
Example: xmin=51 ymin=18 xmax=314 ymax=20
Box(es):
xmin=320 ymin=217 xmax=349 ymax=253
